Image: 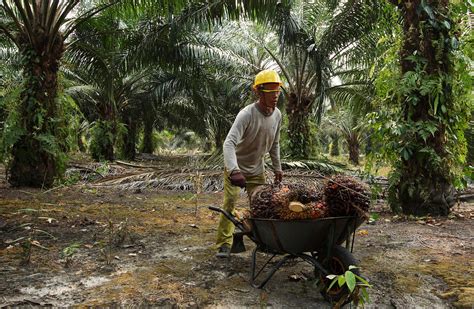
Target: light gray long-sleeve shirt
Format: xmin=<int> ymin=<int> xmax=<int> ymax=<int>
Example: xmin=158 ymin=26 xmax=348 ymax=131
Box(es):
xmin=223 ymin=103 xmax=282 ymax=176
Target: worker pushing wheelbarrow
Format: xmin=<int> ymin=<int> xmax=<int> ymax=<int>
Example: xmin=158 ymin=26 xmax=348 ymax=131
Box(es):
xmin=212 ymin=69 xmax=370 ymax=305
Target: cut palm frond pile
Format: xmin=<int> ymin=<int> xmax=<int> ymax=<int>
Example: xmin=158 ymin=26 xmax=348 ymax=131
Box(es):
xmin=94 ymin=170 xmax=223 ymax=192
xmin=71 ymin=154 xmax=374 ymax=201
xmin=65 ymin=163 xmax=128 ymax=182
xmin=278 ymin=159 xmax=346 ymax=175
xmin=249 ymin=175 xmax=370 ymax=220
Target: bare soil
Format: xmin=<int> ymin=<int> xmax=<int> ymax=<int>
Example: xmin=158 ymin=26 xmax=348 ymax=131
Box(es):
xmin=0 ymin=163 xmax=473 ymax=308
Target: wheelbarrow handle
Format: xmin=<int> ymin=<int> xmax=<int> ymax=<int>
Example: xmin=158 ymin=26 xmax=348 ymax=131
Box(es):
xmin=208 ymin=206 xmax=245 ymax=230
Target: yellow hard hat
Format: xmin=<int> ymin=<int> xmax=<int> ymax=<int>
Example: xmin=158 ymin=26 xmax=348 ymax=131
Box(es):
xmin=253 ymin=69 xmax=282 ymax=89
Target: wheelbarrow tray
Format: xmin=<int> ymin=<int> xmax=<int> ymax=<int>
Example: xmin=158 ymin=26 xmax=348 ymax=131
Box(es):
xmin=249 ymin=216 xmax=365 ymax=254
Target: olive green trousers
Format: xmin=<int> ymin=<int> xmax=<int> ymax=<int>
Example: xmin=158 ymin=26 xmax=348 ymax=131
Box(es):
xmin=215 ymin=170 xmax=266 ymax=249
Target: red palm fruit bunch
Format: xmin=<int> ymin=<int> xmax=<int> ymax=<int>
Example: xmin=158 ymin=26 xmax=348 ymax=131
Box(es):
xmin=304 ymin=201 xmax=328 ymax=219
xmin=279 ymin=201 xmax=328 ymax=220
xmin=250 ymin=183 xmax=324 ymax=220
xmin=323 ymin=175 xmax=370 ymax=219
xmin=250 ymin=184 xmax=286 ymax=219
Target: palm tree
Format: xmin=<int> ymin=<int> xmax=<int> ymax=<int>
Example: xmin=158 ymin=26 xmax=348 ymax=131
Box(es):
xmin=385 ymin=0 xmax=471 ymax=215
xmin=326 ymin=108 xmax=368 ymax=165
xmin=119 ymin=0 xmax=380 ymax=159
xmin=149 ymin=61 xmax=251 ymax=151
xmin=133 ymin=20 xmax=260 ymax=152
xmin=67 ymin=5 xmax=247 ymax=159
xmin=140 ymin=94 xmax=156 ymax=154
xmin=257 ymin=0 xmax=381 ymax=158
xmin=318 ymin=118 xmax=340 ymax=157
xmin=0 ymin=0 xmax=113 ymax=187
xmin=66 ymin=11 xmax=149 ymax=161
xmin=109 ymin=0 xmax=293 ymax=153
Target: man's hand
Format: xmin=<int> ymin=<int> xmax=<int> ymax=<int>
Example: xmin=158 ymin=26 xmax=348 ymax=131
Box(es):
xmin=274 ymin=171 xmax=283 ymax=184
xmin=230 ymin=170 xmax=246 ymax=188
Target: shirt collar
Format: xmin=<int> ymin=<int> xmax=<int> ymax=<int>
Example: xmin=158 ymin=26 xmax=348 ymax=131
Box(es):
xmin=255 ymin=102 xmax=274 ymax=117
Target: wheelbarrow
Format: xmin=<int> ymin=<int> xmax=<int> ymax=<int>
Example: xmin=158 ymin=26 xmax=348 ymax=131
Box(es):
xmin=209 ymin=206 xmax=366 ymax=303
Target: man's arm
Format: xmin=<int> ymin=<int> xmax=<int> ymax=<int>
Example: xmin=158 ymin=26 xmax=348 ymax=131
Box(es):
xmin=269 ymin=116 xmax=282 ymax=173
xmin=223 ymin=110 xmax=249 ymax=173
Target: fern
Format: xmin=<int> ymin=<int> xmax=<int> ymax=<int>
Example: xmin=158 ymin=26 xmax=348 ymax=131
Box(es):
xmin=35 ymin=134 xmax=61 ymax=156
xmin=0 ymin=85 xmax=24 ymax=163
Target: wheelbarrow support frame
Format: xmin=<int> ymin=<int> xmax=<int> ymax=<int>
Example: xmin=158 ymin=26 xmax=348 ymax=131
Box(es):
xmin=248 ymin=217 xmax=350 ymax=289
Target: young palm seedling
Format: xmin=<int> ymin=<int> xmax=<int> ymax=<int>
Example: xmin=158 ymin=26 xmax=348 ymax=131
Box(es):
xmin=326 ymin=265 xmax=372 ymax=308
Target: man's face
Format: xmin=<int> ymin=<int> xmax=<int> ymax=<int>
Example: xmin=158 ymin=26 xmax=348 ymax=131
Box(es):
xmin=258 ymin=83 xmax=281 ymax=113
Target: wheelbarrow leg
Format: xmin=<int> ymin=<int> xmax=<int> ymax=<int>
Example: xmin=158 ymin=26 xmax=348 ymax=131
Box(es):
xmin=322 ymin=221 xmax=336 ymax=265
xmin=250 ymin=246 xmax=292 ymax=289
xmin=296 ymin=253 xmax=329 ymax=277
xmin=231 ymin=232 xmax=246 ymax=253
xmin=344 ymin=218 xmax=357 ymax=253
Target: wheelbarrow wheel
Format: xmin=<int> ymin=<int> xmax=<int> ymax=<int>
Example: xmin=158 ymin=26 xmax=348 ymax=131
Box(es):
xmin=317 ymin=245 xmax=361 ymax=306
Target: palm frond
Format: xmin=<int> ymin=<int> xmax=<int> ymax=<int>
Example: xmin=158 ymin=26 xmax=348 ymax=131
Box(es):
xmin=318 ymin=0 xmax=381 ymax=56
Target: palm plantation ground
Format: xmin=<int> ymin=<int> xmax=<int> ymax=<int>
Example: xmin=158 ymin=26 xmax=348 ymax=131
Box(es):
xmin=0 ymin=156 xmax=473 ymax=308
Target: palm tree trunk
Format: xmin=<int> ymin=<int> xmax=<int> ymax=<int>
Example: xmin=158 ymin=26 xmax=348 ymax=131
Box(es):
xmin=90 ymin=118 xmax=115 ymax=161
xmin=104 ymin=106 xmax=116 ymax=161
xmin=141 ymin=118 xmax=155 ymax=154
xmin=122 ymin=114 xmax=137 ymax=160
xmin=330 ymin=134 xmax=340 ymax=156
xmin=467 ymin=112 xmax=474 ymax=166
xmin=320 ymin=135 xmax=330 ymax=154
xmin=8 ymin=40 xmax=64 ymax=187
xmin=347 ymin=134 xmax=360 ymax=166
xmin=286 ymin=93 xmax=312 ymax=158
xmin=390 ymin=0 xmax=455 ymax=215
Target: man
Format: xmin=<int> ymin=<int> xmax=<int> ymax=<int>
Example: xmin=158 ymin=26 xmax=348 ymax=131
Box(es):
xmin=216 ymin=69 xmax=283 ymax=258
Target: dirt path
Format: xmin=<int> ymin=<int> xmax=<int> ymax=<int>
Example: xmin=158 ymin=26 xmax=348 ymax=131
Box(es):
xmin=0 ymin=175 xmax=473 ymax=308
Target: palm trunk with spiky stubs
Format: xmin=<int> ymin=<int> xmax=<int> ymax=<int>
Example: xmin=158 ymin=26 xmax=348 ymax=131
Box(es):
xmin=101 ymin=111 xmax=117 ymax=161
xmin=8 ymin=33 xmax=65 ymax=187
xmin=91 ymin=103 xmax=116 ymax=161
xmin=467 ymin=112 xmax=474 ymax=166
xmin=389 ymin=0 xmax=456 ymax=215
xmin=141 ymin=117 xmax=155 ymax=154
xmin=347 ymin=134 xmax=360 ymax=166
xmin=122 ymin=114 xmax=137 ymax=160
xmin=286 ymin=93 xmax=313 ymax=159
xmin=330 ymin=133 xmax=340 ymax=156
xmin=90 ymin=120 xmax=115 ymax=161
xmin=104 ymin=104 xmax=117 ymax=161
